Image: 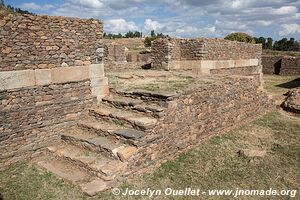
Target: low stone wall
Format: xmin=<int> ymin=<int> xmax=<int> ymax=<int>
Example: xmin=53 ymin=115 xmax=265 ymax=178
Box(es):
xmin=0 ymin=81 xmax=94 ymax=166
xmin=128 ymin=75 xmax=271 ymax=173
xmin=262 ymin=56 xmax=300 ymax=75
xmin=151 ymin=38 xmax=262 ymax=72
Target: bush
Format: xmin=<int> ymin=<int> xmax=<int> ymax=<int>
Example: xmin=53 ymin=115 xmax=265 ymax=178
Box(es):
xmin=144 ymin=37 xmax=155 ymax=47
xmin=224 ymin=32 xmax=255 ymax=43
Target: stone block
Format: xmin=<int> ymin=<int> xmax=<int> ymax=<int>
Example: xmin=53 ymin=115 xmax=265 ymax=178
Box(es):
xmin=117 ymin=146 xmax=138 ymax=161
xmin=91 ymin=85 xmax=109 ymax=97
xmin=249 ymin=59 xmax=259 ymax=66
xmin=200 ymin=60 xmax=215 ymax=74
xmin=0 ymin=70 xmax=35 ymax=90
xmin=90 ymin=77 xmax=108 ymax=87
xmin=35 ymin=69 xmax=51 ymax=86
xmin=89 ymin=64 xmax=104 ymax=78
xmin=51 ymin=66 xmax=89 ymax=84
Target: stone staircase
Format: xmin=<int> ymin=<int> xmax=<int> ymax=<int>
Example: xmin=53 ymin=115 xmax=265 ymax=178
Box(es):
xmin=34 ymin=90 xmax=176 ymax=196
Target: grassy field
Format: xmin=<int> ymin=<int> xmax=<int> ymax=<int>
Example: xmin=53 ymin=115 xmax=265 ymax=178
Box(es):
xmin=1 ymin=76 xmax=299 ymax=200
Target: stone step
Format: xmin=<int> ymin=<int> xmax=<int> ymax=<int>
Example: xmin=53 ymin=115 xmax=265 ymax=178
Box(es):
xmin=102 ymin=95 xmax=165 ymax=118
xmin=78 ymin=119 xmax=147 ymax=146
xmin=47 ymin=143 xmax=127 ymax=181
xmin=114 ymin=89 xmax=179 ymax=101
xmin=36 ymin=157 xmax=112 ymax=196
xmin=90 ymin=104 xmax=158 ymax=131
xmin=61 ymin=127 xmax=131 ymax=160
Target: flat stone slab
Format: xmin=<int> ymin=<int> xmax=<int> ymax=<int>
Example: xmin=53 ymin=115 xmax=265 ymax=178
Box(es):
xmin=238 ymin=149 xmax=267 ymax=158
xmin=132 ymin=90 xmax=178 ymax=99
xmin=92 ymin=105 xmax=157 ymax=130
xmin=114 ymin=129 xmax=146 ymax=140
xmin=80 ymin=178 xmax=108 ymax=196
xmin=103 ymin=95 xmax=143 ymax=107
xmin=37 ymin=159 xmax=89 ymax=183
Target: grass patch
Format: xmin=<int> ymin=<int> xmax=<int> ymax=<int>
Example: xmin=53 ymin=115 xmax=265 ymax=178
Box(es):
xmin=133 ymin=76 xmax=196 ymax=92
xmin=0 ymin=163 xmax=86 ymax=200
xmin=263 ymin=75 xmax=299 ymax=94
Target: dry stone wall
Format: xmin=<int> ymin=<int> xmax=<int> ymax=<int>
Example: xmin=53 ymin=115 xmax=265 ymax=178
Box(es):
xmin=0 ymin=9 xmax=103 ymax=71
xmin=151 ymin=38 xmax=262 ymax=73
xmin=104 ymin=43 xmax=151 ymax=70
xmin=0 ymin=9 xmax=107 ymax=166
xmin=262 ymin=56 xmax=300 ymax=75
xmin=129 ymin=75 xmax=272 ymax=173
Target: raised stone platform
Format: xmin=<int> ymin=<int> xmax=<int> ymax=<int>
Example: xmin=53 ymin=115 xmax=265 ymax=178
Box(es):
xmin=32 ymin=69 xmax=271 ymax=195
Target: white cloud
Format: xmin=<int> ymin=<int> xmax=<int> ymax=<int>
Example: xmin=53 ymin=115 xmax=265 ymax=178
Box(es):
xmin=144 ymin=19 xmax=163 ymax=32
xmin=27 ymin=0 xmax=300 ymax=38
xmin=105 ymin=18 xmax=139 ymax=34
xmin=67 ymin=0 xmax=105 ymax=9
xmin=255 ymin=20 xmax=273 ymax=27
xmin=279 ymin=23 xmax=300 ymax=37
xmin=21 ymin=2 xmax=54 ymax=10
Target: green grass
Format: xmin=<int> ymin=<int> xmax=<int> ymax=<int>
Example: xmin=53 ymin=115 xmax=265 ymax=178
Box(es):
xmin=0 ymin=163 xmax=86 ymax=200
xmin=1 ymin=111 xmax=299 ymax=200
xmin=263 ymin=75 xmax=299 ymax=94
xmin=133 ymin=76 xmax=196 ymax=92
xmin=263 ymin=49 xmax=300 ymax=57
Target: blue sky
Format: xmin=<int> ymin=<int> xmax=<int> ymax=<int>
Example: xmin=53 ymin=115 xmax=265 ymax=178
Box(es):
xmin=5 ymin=0 xmax=300 ymax=39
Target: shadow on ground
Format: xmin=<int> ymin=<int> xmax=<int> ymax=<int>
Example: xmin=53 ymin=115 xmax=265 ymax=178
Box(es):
xmin=275 ymin=78 xmax=300 ymax=89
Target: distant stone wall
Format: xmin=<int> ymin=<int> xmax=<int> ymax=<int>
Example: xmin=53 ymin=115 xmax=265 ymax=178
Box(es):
xmin=0 ymin=9 xmax=108 ymax=166
xmin=151 ymin=38 xmax=262 ymax=73
xmin=280 ymin=57 xmax=300 ymax=75
xmin=262 ymin=56 xmax=300 ymax=75
xmin=104 ymin=43 xmax=151 ymax=70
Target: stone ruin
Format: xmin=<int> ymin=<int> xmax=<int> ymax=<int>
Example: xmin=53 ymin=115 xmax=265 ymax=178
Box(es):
xmin=281 ymin=87 xmax=300 ymax=114
xmin=262 ymin=55 xmax=300 ymax=75
xmin=0 ymin=9 xmax=272 ymax=195
xmin=104 ymin=39 xmax=151 ymax=70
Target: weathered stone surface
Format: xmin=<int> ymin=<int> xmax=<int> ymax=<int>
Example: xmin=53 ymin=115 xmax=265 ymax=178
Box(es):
xmin=51 ymin=66 xmax=89 ymax=83
xmin=80 ymin=179 xmax=108 ymax=196
xmin=114 ymin=129 xmax=146 ymax=140
xmin=0 ymin=70 xmax=35 ymax=90
xmin=281 ymin=87 xmax=300 ymax=114
xmin=35 ymin=69 xmax=51 ymax=86
xmin=117 ymin=146 xmax=138 ymax=161
xmin=262 ymin=56 xmax=300 ymax=75
xmin=152 ymin=38 xmax=262 ymax=70
xmin=0 ymin=10 xmax=103 ymax=71
xmin=238 ymin=149 xmax=267 ymax=158
xmin=37 ymin=158 xmax=90 ymax=183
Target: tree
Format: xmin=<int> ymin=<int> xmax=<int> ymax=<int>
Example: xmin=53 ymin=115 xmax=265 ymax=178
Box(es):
xmin=257 ymin=37 xmax=266 ymax=48
xmin=0 ymin=0 xmax=4 ymax=6
xmin=150 ymin=30 xmax=156 ymax=37
xmin=224 ymin=32 xmax=255 ymax=43
xmin=266 ymin=37 xmax=273 ymax=49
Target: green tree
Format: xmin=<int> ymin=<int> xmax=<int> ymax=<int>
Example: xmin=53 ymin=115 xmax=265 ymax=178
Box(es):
xmin=0 ymin=0 xmax=4 ymax=6
xmin=266 ymin=37 xmax=273 ymax=49
xmin=224 ymin=32 xmax=255 ymax=43
xmin=150 ymin=30 xmax=156 ymax=37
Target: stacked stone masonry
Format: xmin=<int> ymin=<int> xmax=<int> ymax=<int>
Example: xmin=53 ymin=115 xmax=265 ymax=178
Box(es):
xmin=104 ymin=43 xmax=151 ymax=70
xmin=151 ymin=38 xmax=262 ymax=72
xmin=262 ymin=55 xmax=300 ymax=75
xmin=126 ymin=76 xmax=272 ymax=173
xmin=0 ymin=8 xmax=108 ymax=166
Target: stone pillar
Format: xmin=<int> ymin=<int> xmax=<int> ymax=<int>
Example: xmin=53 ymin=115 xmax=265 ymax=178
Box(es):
xmin=89 ymin=47 xmax=109 ymax=101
